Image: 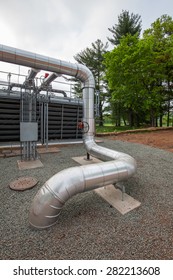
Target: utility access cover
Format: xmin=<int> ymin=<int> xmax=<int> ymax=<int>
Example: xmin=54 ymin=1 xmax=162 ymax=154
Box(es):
xmin=9 ymin=177 xmax=38 ymax=191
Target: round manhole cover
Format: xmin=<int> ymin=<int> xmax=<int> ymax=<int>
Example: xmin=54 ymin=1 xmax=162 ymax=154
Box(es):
xmin=9 ymin=177 xmax=38 ymax=191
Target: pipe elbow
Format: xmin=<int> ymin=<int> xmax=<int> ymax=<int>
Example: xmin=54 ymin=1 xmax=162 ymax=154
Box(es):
xmin=125 ymin=158 xmax=137 ymax=177
xmin=76 ymin=64 xmax=95 ymax=88
xmin=29 ymin=183 xmax=63 ymax=229
xmin=29 ymin=167 xmax=85 ymax=229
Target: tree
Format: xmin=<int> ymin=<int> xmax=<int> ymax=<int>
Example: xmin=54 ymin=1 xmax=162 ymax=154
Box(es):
xmin=74 ymin=39 xmax=109 ymax=126
xmin=108 ymin=10 xmax=142 ymax=45
xmin=105 ymin=14 xmax=173 ymax=128
xmin=104 ymin=33 xmax=165 ymax=127
xmin=144 ymin=15 xmax=173 ymax=126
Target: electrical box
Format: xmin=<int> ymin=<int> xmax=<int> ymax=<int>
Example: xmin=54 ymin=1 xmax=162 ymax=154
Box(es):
xmin=20 ymin=122 xmax=38 ymax=141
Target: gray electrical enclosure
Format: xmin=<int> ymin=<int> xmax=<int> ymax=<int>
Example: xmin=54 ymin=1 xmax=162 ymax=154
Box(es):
xmin=20 ymin=122 xmax=38 ymax=141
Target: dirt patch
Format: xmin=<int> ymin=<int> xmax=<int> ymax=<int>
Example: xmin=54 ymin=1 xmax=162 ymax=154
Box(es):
xmin=106 ymin=129 xmax=173 ymax=153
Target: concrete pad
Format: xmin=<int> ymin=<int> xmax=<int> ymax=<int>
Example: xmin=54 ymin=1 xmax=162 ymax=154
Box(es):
xmin=17 ymin=159 xmax=44 ymax=170
xmin=72 ymin=156 xmax=141 ymax=214
xmin=72 ymin=156 xmax=102 ymax=165
xmin=95 ymin=185 xmax=141 ymax=215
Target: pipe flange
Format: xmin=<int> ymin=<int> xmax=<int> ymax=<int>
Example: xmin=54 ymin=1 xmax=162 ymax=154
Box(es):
xmin=78 ymin=121 xmax=89 ymax=133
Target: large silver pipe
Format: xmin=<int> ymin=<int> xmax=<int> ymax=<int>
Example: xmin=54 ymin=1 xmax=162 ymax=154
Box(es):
xmin=25 ymin=68 xmax=39 ymax=83
xmin=38 ymin=72 xmax=67 ymax=96
xmin=39 ymin=72 xmax=59 ymax=88
xmin=0 ymin=44 xmax=93 ymax=85
xmin=0 ymin=44 xmax=137 ymax=229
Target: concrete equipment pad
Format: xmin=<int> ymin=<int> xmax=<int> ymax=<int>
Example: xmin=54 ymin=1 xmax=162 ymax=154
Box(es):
xmin=17 ymin=159 xmax=43 ymax=170
xmin=95 ymin=185 xmax=141 ymax=214
xmin=72 ymin=156 xmax=141 ymax=214
xmin=72 ymin=156 xmax=102 ymax=165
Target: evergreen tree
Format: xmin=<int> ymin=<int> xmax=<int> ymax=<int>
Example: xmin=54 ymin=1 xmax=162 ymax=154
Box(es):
xmin=108 ymin=10 xmax=142 ymax=45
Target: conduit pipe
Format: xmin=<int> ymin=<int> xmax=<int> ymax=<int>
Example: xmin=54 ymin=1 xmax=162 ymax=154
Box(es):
xmin=0 ymin=44 xmax=137 ymax=229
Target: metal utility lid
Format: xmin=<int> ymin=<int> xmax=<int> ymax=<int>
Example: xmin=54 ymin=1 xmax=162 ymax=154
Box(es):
xmin=9 ymin=177 xmax=38 ymax=191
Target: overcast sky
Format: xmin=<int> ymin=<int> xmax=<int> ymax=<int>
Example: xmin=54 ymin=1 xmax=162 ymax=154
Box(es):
xmin=0 ymin=0 xmax=173 ymax=74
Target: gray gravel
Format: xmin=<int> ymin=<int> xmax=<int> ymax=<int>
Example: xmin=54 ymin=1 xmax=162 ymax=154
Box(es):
xmin=0 ymin=139 xmax=173 ymax=260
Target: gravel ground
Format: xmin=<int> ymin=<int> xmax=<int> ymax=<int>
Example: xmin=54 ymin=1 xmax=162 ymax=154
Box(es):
xmin=0 ymin=139 xmax=173 ymax=260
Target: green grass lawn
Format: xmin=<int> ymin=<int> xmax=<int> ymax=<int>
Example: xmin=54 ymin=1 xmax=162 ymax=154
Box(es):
xmin=95 ymin=125 xmax=135 ymax=133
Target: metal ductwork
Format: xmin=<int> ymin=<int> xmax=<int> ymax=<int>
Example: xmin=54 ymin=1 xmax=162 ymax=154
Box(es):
xmin=0 ymin=44 xmax=137 ymax=229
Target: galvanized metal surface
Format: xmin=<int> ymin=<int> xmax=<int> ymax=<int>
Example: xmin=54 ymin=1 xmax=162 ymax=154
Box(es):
xmin=0 ymin=44 xmax=137 ymax=229
xmin=0 ymin=98 xmax=20 ymax=140
xmin=20 ymin=122 xmax=38 ymax=142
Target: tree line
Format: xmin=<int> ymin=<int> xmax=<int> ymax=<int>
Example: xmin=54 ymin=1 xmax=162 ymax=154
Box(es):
xmin=73 ymin=10 xmax=173 ymax=128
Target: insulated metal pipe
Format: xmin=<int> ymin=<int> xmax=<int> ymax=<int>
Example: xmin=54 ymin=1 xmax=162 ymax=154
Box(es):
xmin=39 ymin=72 xmax=59 ymax=88
xmin=38 ymin=73 xmax=67 ymax=96
xmin=25 ymin=68 xmax=39 ymax=83
xmin=0 ymin=44 xmax=137 ymax=229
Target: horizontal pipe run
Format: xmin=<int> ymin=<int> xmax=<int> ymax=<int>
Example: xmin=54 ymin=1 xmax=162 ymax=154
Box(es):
xmin=0 ymin=44 xmax=95 ymax=87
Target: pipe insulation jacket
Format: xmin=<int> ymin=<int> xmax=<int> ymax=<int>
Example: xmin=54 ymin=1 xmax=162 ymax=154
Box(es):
xmin=0 ymin=44 xmax=137 ymax=229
